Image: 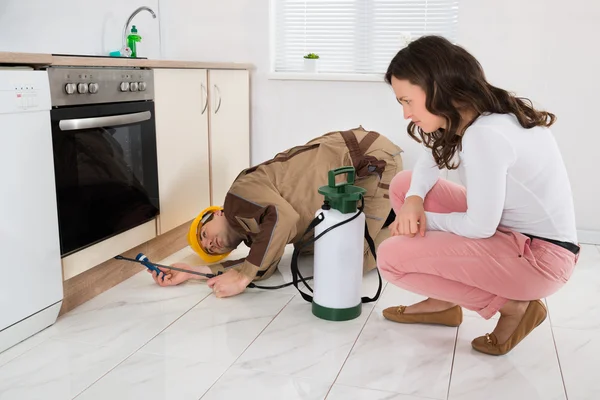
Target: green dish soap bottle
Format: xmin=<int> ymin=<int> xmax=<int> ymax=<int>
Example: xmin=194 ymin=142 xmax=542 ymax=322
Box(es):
xmin=127 ymin=25 xmax=142 ymax=58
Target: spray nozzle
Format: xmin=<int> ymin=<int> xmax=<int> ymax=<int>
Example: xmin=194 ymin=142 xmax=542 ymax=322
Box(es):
xmin=322 ymin=200 xmax=331 ymax=210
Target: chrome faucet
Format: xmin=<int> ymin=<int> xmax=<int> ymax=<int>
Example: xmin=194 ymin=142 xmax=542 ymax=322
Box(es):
xmin=122 ymin=6 xmax=157 ymax=51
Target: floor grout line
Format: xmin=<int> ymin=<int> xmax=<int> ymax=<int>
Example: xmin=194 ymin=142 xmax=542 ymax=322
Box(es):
xmin=547 ymin=304 xmax=570 ymax=400
xmin=8 ymin=243 xmax=600 ymax=400
xmin=445 ymin=325 xmax=460 ymax=400
xmin=0 ymin=334 xmax=51 ymax=370
xmin=198 ymin=294 xmax=296 ymax=400
xmin=323 ymin=280 xmax=387 ymax=400
xmin=327 ymin=382 xmax=441 ymax=400
xmin=70 ymin=291 xmax=212 ymax=400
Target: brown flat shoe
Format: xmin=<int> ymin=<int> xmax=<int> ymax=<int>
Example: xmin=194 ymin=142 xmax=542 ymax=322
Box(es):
xmin=382 ymin=305 xmax=463 ymax=327
xmin=471 ymin=300 xmax=547 ymax=356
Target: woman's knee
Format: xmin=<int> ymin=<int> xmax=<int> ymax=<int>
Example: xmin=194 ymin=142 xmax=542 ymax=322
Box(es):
xmin=389 ymin=170 xmax=413 ymax=207
xmin=377 ymin=234 xmax=436 ymax=276
xmin=377 ymin=236 xmax=406 ymax=279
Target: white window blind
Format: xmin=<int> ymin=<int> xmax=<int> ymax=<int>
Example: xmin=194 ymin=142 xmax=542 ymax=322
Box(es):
xmin=272 ymin=0 xmax=459 ymax=75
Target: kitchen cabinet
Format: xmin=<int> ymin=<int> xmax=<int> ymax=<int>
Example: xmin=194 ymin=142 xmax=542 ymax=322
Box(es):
xmin=154 ymin=68 xmax=250 ymax=235
xmin=208 ymin=69 xmax=250 ymax=206
xmin=154 ymin=68 xmax=211 ymax=234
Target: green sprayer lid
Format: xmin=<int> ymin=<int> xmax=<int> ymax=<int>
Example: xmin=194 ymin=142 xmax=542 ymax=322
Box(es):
xmin=131 ymin=25 xmax=138 ymax=33
xmin=318 ymin=167 xmax=366 ymax=214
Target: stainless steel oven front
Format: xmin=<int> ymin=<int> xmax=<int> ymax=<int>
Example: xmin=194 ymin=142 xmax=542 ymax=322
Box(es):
xmin=48 ymin=66 xmax=159 ymax=256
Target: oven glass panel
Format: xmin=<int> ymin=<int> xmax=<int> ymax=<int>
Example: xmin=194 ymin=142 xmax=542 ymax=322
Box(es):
xmin=51 ymin=101 xmax=159 ymax=256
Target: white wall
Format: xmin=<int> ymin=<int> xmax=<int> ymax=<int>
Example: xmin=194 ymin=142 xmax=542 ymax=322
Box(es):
xmin=160 ymin=0 xmax=423 ymax=170
xmin=162 ymin=0 xmax=600 ymax=240
xmin=0 ymin=0 xmax=162 ymax=59
xmin=2 ymin=0 xmax=599 ymax=240
xmin=455 ymin=0 xmax=600 ymax=241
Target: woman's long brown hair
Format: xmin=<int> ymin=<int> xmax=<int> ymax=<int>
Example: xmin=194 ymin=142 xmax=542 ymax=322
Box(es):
xmin=385 ymin=35 xmax=556 ymax=170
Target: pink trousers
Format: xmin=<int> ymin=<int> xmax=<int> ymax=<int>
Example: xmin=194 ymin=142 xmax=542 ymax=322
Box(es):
xmin=378 ymin=171 xmax=578 ymax=319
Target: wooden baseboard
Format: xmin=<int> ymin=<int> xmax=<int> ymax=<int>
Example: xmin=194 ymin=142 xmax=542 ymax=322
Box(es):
xmin=62 ymin=219 xmax=157 ymax=281
xmin=59 ymin=220 xmax=192 ymax=316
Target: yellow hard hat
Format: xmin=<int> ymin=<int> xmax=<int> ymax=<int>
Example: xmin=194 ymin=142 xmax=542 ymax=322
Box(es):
xmin=187 ymin=205 xmax=232 ymax=263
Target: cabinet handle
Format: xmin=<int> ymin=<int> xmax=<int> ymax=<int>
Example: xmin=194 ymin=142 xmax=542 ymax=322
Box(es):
xmin=214 ymin=84 xmax=222 ymax=114
xmin=201 ymin=83 xmax=208 ymax=115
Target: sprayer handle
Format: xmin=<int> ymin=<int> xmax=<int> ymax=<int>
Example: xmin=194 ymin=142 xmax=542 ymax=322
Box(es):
xmin=328 ymin=166 xmax=356 ymax=188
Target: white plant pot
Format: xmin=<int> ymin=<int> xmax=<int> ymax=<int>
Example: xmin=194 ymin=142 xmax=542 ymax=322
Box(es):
xmin=304 ymin=58 xmax=319 ymax=73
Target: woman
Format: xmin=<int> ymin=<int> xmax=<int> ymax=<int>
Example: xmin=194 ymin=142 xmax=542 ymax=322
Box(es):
xmin=378 ymin=35 xmax=579 ymax=356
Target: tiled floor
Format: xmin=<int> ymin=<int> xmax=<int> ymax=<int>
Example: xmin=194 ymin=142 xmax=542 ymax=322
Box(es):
xmin=1 ymin=244 xmax=598 ymax=400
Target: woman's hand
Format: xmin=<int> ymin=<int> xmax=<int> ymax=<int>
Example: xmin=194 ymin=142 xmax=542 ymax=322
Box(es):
xmin=390 ymin=195 xmax=427 ymax=237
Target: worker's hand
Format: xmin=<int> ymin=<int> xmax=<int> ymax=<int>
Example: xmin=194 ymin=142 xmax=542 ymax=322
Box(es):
xmin=391 ymin=195 xmax=427 ymax=238
xmin=148 ymin=263 xmax=192 ymax=287
xmin=207 ymin=270 xmax=252 ymax=298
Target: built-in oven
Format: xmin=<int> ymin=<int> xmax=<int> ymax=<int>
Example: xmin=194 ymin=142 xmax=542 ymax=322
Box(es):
xmin=47 ymin=66 xmax=159 ymax=257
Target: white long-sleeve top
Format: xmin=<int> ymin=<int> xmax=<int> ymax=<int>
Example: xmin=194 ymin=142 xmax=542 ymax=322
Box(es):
xmin=405 ymin=113 xmax=578 ymax=244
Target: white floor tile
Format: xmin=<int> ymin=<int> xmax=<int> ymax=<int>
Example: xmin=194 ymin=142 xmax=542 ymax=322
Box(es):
xmin=448 ymin=316 xmax=565 ymax=400
xmin=202 ymin=365 xmax=331 ymax=400
xmin=360 ymin=268 xmax=388 ymax=300
xmin=246 ymin=247 xmax=318 ymax=295
xmin=553 ymin=327 xmax=600 ymax=400
xmin=137 ymin=290 xmax=294 ymax=364
xmin=95 ymin=262 xmax=212 ymax=303
xmin=336 ymin=285 xmax=457 ymax=400
xmin=327 ymin=384 xmax=437 ymax=400
xmin=0 ymin=326 xmax=50 ymax=368
xmin=569 ymin=244 xmax=600 ymax=271
xmin=0 ymin=339 xmax=127 ymax=400
xmin=545 ymin=246 xmax=600 ymax=330
xmin=43 ymin=272 xmax=210 ymax=353
xmin=234 ymin=295 xmax=375 ymax=383
xmin=75 ymin=352 xmax=228 ymax=400
xmin=546 ymin=273 xmax=600 ymax=330
xmin=5 ymin=244 xmax=598 ymax=399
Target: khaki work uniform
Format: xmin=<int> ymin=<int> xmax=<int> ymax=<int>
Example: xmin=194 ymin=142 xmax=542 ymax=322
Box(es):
xmin=208 ymin=127 xmax=404 ymax=282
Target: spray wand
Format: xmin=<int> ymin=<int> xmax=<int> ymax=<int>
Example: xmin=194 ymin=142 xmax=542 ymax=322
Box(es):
xmin=114 ymin=253 xmax=222 ymax=279
xmin=116 ymin=253 xmax=310 ymax=289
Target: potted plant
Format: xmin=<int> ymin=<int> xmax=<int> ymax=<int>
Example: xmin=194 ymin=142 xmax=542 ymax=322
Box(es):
xmin=303 ymin=53 xmax=320 ymax=73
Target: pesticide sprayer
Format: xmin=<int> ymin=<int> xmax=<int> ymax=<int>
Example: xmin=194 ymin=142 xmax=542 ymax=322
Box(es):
xmin=116 ymin=166 xmax=382 ymax=322
xmin=289 ymin=166 xmax=382 ymax=321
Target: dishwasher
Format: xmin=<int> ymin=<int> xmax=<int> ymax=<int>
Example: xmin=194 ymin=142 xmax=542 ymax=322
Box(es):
xmin=0 ymin=68 xmax=63 ymax=354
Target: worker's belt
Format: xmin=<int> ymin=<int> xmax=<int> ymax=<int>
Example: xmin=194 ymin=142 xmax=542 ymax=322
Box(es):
xmin=340 ymin=130 xmax=386 ymax=178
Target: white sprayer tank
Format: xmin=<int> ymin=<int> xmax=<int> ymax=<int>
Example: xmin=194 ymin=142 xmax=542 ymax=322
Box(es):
xmin=311 ymin=167 xmax=367 ymax=321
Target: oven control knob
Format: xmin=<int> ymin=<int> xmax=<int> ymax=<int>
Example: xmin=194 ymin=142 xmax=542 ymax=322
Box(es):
xmin=138 ymin=82 xmax=147 ymax=91
xmin=77 ymin=83 xmax=89 ymax=94
xmin=65 ymin=83 xmax=77 ymax=95
xmin=120 ymin=82 xmax=130 ymax=92
xmin=130 ymin=82 xmax=139 ymax=92
xmin=89 ymin=83 xmax=99 ymax=94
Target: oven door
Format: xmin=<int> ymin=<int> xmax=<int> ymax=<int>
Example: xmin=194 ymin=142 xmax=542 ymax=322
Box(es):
xmin=50 ymin=100 xmax=159 ymax=256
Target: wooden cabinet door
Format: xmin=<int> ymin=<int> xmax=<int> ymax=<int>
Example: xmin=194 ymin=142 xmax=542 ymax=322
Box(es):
xmin=154 ymin=68 xmax=211 ymax=234
xmin=208 ymin=69 xmax=250 ymax=206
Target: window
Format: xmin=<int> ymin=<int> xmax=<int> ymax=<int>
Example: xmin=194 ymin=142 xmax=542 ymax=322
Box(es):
xmin=271 ymin=0 xmax=459 ymax=76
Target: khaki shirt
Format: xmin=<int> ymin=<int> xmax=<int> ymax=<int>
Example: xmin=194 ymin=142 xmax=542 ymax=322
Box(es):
xmin=208 ymin=127 xmax=403 ymax=281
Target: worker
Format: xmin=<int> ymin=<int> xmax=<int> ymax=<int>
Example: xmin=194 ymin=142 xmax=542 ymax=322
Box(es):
xmin=148 ymin=127 xmax=403 ymax=298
